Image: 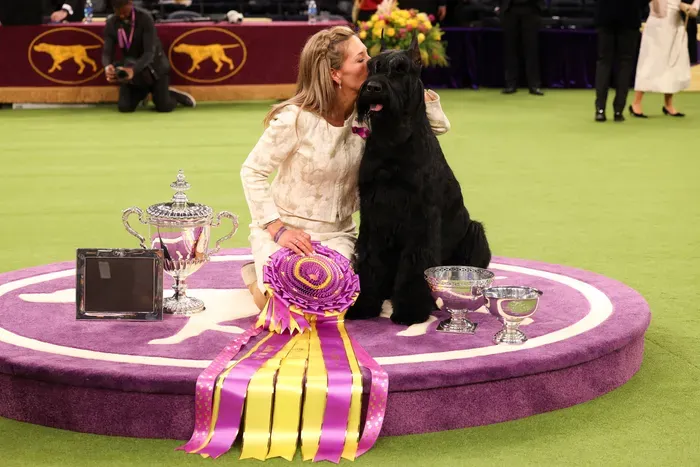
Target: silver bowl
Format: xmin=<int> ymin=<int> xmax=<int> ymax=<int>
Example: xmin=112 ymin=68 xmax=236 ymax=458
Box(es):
xmin=483 ymin=286 xmax=543 ymax=345
xmin=424 ymin=266 xmax=495 ymax=334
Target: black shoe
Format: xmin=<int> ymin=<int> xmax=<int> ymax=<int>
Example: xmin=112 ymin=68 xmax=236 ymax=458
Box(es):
xmin=169 ymin=88 xmax=196 ymax=108
xmin=595 ymin=109 xmax=606 ymax=122
xmin=628 ymin=105 xmax=647 ymax=118
xmin=529 ymin=88 xmax=544 ymax=96
xmin=614 ymin=111 xmax=625 ymax=122
xmin=662 ymin=106 xmax=685 ymax=117
xmin=502 ymin=87 xmax=517 ymax=94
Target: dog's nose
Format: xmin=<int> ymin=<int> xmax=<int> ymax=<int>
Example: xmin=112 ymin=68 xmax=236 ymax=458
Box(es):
xmin=366 ymin=81 xmax=383 ymax=93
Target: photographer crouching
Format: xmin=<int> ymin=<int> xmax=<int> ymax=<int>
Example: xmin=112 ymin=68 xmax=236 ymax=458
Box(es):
xmin=102 ymin=0 xmax=195 ymax=113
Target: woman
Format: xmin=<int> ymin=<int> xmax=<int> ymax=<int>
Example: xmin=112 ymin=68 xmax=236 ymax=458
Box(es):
xmin=630 ymin=0 xmax=699 ymax=117
xmin=240 ymin=25 xmax=451 ymax=310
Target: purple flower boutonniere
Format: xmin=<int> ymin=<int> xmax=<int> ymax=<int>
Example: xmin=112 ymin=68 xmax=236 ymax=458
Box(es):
xmin=352 ymin=126 xmax=370 ymax=140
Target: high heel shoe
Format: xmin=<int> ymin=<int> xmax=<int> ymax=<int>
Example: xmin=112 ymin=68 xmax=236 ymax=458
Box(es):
xmin=629 ymin=105 xmax=648 ymax=118
xmin=662 ymin=107 xmax=685 ymax=117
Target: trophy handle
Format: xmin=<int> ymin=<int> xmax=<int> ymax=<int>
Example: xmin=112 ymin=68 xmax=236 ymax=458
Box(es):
xmin=122 ymin=207 xmax=149 ymax=249
xmin=208 ymin=211 xmax=239 ymax=256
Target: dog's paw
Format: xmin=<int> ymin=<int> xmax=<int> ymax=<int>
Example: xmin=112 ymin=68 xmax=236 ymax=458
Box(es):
xmin=346 ymin=297 xmax=382 ymax=320
xmin=390 ymin=311 xmax=432 ymax=327
xmin=389 ymin=300 xmax=433 ymax=327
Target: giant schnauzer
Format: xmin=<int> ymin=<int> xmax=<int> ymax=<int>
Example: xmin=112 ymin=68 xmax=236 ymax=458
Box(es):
xmin=346 ymin=36 xmax=492 ymax=326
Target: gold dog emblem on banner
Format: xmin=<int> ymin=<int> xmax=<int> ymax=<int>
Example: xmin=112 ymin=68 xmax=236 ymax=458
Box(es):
xmin=33 ymin=43 xmax=101 ymax=74
xmin=173 ymin=43 xmax=240 ymax=74
xmin=28 ymin=27 xmax=104 ymax=85
xmin=169 ymin=28 xmax=247 ymax=84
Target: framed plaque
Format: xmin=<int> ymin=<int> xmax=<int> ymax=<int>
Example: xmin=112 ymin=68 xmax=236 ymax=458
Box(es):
xmin=76 ymin=248 xmax=164 ymax=321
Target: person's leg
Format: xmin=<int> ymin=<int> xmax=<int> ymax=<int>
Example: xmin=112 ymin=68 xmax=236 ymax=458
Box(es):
xmin=150 ymin=74 xmax=178 ymax=113
xmin=117 ymin=83 xmax=148 ymax=113
xmin=522 ymin=6 xmax=542 ymax=94
xmin=613 ymin=29 xmax=639 ymax=118
xmin=594 ymin=27 xmax=615 ymax=119
xmin=630 ymin=91 xmax=646 ymax=116
xmin=663 ymin=93 xmax=685 ymax=116
xmin=501 ymin=9 xmax=519 ymax=92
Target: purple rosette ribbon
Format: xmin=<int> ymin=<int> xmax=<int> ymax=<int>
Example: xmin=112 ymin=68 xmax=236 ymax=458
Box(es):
xmin=179 ymin=243 xmax=388 ymax=462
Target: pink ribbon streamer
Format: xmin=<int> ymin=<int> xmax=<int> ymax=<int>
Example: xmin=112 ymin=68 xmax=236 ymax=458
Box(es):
xmin=177 ymin=326 xmax=261 ymax=453
xmin=350 ymin=336 xmax=389 ymax=456
xmin=196 ymin=332 xmax=293 ymax=459
xmin=314 ymin=320 xmax=353 ymax=464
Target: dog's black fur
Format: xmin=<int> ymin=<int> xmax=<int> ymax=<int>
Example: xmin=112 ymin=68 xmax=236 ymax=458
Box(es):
xmin=346 ymin=36 xmax=492 ymax=326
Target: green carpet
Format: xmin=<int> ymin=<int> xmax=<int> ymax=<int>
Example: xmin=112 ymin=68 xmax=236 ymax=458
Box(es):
xmin=1 ymin=90 xmax=698 ymax=466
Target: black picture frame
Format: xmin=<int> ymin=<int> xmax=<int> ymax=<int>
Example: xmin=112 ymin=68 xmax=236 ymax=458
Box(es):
xmin=76 ymin=248 xmax=164 ymax=321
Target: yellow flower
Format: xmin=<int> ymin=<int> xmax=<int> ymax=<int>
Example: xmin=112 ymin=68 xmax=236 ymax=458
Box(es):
xmin=407 ymin=18 xmax=418 ymax=28
xmin=431 ymin=31 xmax=442 ymax=41
xmin=423 ymin=21 xmax=433 ymax=31
xmin=386 ymin=27 xmax=396 ymax=37
xmin=359 ymin=30 xmax=367 ymax=39
xmin=371 ymin=14 xmax=379 ymax=22
xmin=372 ymin=28 xmax=383 ymax=39
xmin=417 ymin=12 xmax=428 ymax=22
xmin=420 ymin=49 xmax=429 ymax=65
xmin=375 ymin=19 xmax=386 ymax=29
xmin=417 ymin=32 xmax=426 ymax=44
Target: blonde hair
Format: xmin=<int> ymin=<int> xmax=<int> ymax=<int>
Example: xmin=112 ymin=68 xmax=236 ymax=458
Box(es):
xmin=263 ymin=26 xmax=356 ymax=127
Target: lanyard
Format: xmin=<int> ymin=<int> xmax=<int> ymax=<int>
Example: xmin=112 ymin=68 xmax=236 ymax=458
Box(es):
xmin=117 ymin=8 xmax=136 ymax=51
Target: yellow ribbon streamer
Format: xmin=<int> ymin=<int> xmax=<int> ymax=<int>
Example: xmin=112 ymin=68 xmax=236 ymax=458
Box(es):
xmin=266 ymin=332 xmax=311 ymax=461
xmin=300 ymin=318 xmax=328 ymax=461
xmin=192 ymin=332 xmax=276 ymax=456
xmin=240 ymin=335 xmax=300 ymax=460
xmin=339 ymin=319 xmax=363 ymax=461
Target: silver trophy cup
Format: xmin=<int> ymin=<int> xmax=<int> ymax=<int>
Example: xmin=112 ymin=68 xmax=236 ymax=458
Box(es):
xmin=122 ymin=170 xmax=239 ymax=315
xmin=483 ymin=286 xmax=543 ymax=344
xmin=424 ymin=266 xmax=495 ymax=334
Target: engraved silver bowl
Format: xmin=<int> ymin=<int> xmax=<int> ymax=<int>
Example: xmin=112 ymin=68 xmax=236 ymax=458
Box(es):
xmin=424 ymin=266 xmax=495 ymax=334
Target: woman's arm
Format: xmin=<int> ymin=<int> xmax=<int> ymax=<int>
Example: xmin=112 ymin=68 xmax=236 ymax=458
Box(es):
xmin=240 ymin=107 xmax=300 ymax=229
xmin=424 ymin=90 xmax=451 ymax=136
xmin=650 ymin=0 xmax=667 ymax=18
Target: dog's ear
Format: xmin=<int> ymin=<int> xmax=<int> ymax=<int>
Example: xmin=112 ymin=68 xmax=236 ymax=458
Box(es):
xmin=408 ymin=32 xmax=422 ymax=68
xmin=380 ymin=28 xmax=387 ymax=52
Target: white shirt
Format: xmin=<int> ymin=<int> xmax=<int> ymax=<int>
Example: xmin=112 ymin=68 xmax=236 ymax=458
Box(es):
xmin=241 ymin=91 xmax=451 ymax=228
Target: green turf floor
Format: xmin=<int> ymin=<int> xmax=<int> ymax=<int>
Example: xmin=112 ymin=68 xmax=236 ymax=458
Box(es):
xmin=0 ymin=90 xmax=699 ymax=466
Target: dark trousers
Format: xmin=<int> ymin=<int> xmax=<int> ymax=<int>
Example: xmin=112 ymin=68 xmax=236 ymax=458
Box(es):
xmin=502 ymin=6 xmax=541 ymax=89
xmin=118 ymin=74 xmax=176 ymax=113
xmin=594 ymin=28 xmax=639 ymax=113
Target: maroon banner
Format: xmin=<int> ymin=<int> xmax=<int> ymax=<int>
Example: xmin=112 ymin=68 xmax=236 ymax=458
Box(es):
xmin=0 ymin=21 xmax=348 ymax=89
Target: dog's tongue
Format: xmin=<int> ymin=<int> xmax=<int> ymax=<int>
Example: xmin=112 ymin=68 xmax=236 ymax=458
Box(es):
xmin=370 ymin=104 xmax=383 ymax=112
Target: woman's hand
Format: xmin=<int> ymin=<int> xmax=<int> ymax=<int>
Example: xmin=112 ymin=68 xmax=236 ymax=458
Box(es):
xmin=278 ymin=228 xmax=314 ymax=256
xmin=267 ymin=220 xmax=314 ymax=256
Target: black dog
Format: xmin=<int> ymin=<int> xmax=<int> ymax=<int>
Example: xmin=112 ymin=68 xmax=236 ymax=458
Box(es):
xmin=346 ymin=36 xmax=492 ymax=326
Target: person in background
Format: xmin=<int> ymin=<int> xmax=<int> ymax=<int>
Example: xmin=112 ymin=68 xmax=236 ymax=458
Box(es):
xmin=48 ymin=0 xmax=85 ymax=22
xmin=630 ymin=0 xmax=699 ymax=118
xmin=354 ymin=0 xmax=381 ymax=22
xmin=593 ymin=0 xmax=649 ymax=122
xmin=398 ymin=0 xmax=447 ymax=21
xmin=494 ymin=0 xmax=545 ymax=95
xmin=102 ymin=0 xmax=195 ymax=112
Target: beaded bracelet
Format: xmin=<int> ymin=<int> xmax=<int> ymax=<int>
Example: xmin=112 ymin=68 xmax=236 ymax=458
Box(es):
xmin=273 ymin=226 xmax=287 ymax=243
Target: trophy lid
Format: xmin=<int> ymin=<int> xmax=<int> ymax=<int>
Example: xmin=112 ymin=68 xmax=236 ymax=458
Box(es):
xmin=145 ymin=170 xmax=213 ymax=224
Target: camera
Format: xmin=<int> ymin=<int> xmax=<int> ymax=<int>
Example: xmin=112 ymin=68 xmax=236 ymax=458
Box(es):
xmin=116 ymin=67 xmax=129 ymax=80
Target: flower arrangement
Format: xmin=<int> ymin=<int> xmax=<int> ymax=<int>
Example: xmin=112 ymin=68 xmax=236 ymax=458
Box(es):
xmin=357 ymin=0 xmax=448 ymax=67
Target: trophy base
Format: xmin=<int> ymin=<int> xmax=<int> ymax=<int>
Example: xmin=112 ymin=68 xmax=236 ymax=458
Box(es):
xmin=437 ymin=318 xmax=478 ymax=334
xmin=494 ymin=328 xmax=527 ymax=345
xmin=163 ymin=295 xmax=205 ymax=316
